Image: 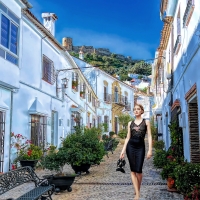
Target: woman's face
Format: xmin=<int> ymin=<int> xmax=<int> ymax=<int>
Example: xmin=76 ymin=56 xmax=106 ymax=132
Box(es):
xmin=134 ymin=105 xmax=143 ymax=116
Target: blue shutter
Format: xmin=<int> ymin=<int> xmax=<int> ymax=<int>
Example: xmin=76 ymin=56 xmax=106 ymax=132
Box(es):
xmin=10 ymin=23 xmax=18 ymax=54
xmin=1 ymin=15 xmax=10 ymax=48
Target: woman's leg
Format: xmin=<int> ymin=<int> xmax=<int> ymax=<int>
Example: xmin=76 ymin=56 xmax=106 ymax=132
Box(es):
xmin=130 ymin=172 xmax=140 ymax=199
xmin=136 ymin=173 xmax=143 ymax=192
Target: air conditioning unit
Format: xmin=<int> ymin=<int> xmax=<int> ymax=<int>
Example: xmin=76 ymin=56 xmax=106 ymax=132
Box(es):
xmin=178 ymin=112 xmax=186 ymax=128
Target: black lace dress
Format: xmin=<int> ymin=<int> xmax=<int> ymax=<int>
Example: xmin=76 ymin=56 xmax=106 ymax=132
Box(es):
xmin=126 ymin=119 xmax=147 ymax=173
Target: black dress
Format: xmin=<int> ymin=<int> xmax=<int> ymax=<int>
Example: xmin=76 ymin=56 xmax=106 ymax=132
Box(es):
xmin=126 ymin=119 xmax=147 ymax=173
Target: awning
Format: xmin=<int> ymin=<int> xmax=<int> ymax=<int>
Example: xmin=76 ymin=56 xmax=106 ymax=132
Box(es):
xmin=28 ymin=97 xmax=48 ymax=116
xmin=70 ymin=105 xmax=85 ymax=113
xmin=0 ymin=98 xmax=9 ymax=111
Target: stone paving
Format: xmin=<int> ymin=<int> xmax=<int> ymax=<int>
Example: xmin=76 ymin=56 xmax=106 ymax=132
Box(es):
xmin=0 ymin=138 xmax=184 ymax=200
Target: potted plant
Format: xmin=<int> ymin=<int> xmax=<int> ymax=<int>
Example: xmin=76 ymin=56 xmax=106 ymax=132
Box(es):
xmin=11 ymin=133 xmax=42 ymax=169
xmin=41 ymin=145 xmax=77 ymax=192
xmin=80 ymin=91 xmax=85 ymax=97
xmin=72 ymin=81 xmax=78 ymax=89
xmin=61 ymin=126 xmax=106 ymax=175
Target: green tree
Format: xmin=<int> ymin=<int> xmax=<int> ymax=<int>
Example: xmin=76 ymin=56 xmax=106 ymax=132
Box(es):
xmin=118 ymin=114 xmax=134 ymax=130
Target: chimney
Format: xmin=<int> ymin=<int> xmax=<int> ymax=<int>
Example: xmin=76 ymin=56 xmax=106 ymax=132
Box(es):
xmin=41 ymin=13 xmax=58 ymax=36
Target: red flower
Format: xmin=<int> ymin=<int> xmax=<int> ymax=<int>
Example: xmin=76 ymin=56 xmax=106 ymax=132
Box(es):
xmin=27 ymin=150 xmax=32 ymax=156
xmin=12 ymin=164 xmax=16 ymax=170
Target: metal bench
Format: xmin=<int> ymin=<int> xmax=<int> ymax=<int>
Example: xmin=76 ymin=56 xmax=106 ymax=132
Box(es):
xmin=0 ymin=166 xmax=54 ymax=200
xmin=104 ymin=139 xmax=113 ymax=158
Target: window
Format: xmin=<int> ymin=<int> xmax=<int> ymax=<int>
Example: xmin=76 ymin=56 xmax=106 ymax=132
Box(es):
xmin=80 ymin=82 xmax=86 ymax=98
xmin=88 ymin=92 xmax=92 ymax=102
xmin=177 ymin=8 xmax=181 ymax=36
xmin=104 ymin=115 xmax=109 ymax=132
xmin=104 ymin=86 xmax=108 ymax=101
xmin=92 ymin=96 xmax=95 ymax=107
xmin=71 ymin=111 xmax=82 ymax=133
xmin=92 ymin=118 xmax=96 ymax=127
xmin=0 ymin=2 xmax=19 ymax=65
xmin=114 ymin=87 xmax=119 ymax=102
xmin=97 ymin=116 xmax=101 ymax=128
xmin=183 ymin=0 xmax=195 ymax=27
xmin=72 ymin=72 xmax=78 ymax=91
xmin=0 ymin=111 xmax=5 ymax=172
xmin=30 ymin=115 xmax=47 ymax=148
xmin=42 ymin=55 xmax=55 ymax=85
xmin=125 ymin=95 xmax=128 ymax=105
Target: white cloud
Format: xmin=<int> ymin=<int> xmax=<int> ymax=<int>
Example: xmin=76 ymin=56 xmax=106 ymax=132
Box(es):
xmin=56 ymin=28 xmax=153 ymax=59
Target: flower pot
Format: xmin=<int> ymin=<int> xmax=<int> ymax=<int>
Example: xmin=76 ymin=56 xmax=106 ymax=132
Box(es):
xmin=167 ymin=177 xmax=175 ymax=189
xmin=71 ymin=164 xmax=91 ymax=175
xmin=20 ymin=160 xmax=38 ymax=169
xmin=43 ymin=174 xmax=76 ymax=192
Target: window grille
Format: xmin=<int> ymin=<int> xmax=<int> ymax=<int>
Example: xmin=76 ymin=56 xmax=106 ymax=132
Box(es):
xmin=30 ymin=115 xmax=47 ymax=149
xmin=42 ymin=55 xmax=56 ymax=85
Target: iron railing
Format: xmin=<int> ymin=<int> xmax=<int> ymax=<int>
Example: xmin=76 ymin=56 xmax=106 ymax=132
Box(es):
xmin=125 ymin=103 xmax=131 ymax=111
xmin=104 ymin=93 xmax=112 ymax=103
xmin=112 ymin=94 xmax=126 ymax=105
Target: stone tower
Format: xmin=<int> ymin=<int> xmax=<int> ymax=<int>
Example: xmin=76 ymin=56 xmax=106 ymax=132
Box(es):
xmin=41 ymin=13 xmax=58 ymax=36
xmin=62 ymin=37 xmax=73 ymax=51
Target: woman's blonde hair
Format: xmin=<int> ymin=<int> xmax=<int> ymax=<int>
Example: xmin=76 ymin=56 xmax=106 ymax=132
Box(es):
xmin=134 ymin=104 xmax=144 ymax=114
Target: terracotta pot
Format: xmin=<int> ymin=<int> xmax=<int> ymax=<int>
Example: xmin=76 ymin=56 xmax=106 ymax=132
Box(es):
xmin=167 ymin=177 xmax=175 ymax=189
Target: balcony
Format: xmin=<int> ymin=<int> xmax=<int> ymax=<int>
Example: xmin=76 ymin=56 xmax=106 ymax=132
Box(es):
xmin=183 ymin=0 xmax=195 ymax=27
xmin=173 ymin=35 xmax=181 ymax=55
xmin=104 ymin=93 xmax=112 ymax=103
xmin=112 ymin=94 xmax=126 ymax=106
xmin=125 ymin=103 xmax=131 ymax=111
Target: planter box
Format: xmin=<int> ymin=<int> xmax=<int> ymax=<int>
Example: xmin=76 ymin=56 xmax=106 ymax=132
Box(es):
xmin=20 ymin=160 xmax=38 ymax=169
xmin=44 ymin=174 xmax=76 ymax=192
xmin=71 ymin=164 xmax=91 ymax=175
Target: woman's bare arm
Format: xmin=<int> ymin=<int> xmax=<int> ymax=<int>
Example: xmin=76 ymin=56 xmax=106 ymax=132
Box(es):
xmin=146 ymin=119 xmax=152 ymax=159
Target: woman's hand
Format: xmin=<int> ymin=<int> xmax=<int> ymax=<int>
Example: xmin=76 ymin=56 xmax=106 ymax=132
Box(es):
xmin=147 ymin=150 xmax=152 ymax=159
xmin=120 ymin=152 xmax=125 ymax=159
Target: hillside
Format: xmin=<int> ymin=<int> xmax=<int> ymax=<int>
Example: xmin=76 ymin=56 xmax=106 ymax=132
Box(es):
xmin=70 ymin=52 xmax=152 ymax=81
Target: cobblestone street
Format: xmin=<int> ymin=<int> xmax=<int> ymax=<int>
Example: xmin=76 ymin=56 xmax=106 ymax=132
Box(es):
xmin=0 ymin=138 xmax=184 ymax=200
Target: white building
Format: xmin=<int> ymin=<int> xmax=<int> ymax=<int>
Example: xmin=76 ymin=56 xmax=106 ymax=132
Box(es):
xmin=0 ymin=0 xmax=98 ymax=172
xmin=72 ymin=56 xmax=135 ymax=134
xmin=152 ymin=0 xmax=200 ymax=163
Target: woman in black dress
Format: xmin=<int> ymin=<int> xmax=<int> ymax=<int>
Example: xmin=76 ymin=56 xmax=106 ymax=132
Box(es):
xmin=120 ymin=104 xmax=152 ymax=200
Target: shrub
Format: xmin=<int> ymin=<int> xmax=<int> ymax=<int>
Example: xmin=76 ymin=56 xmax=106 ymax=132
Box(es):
xmin=150 ymin=117 xmax=157 ymax=140
xmin=153 ymin=149 xmax=167 ymax=168
xmin=153 ymin=140 xmax=165 ymax=150
xmin=160 ymin=160 xmax=179 ymax=180
xmin=61 ymin=127 xmax=105 ymax=166
xmin=41 ymin=149 xmax=68 ymax=173
xmin=174 ymin=162 xmax=200 ymax=194
xmin=184 ymin=184 xmax=200 ymax=200
xmin=118 ymin=130 xmax=127 ymax=139
xmin=109 ymin=131 xmax=115 ymax=137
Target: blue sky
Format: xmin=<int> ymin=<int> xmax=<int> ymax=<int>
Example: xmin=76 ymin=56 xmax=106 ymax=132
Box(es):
xmin=29 ymin=0 xmax=163 ymax=59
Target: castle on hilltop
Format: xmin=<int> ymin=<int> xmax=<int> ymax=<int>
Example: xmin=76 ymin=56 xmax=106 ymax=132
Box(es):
xmin=62 ymin=37 xmax=134 ymax=62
